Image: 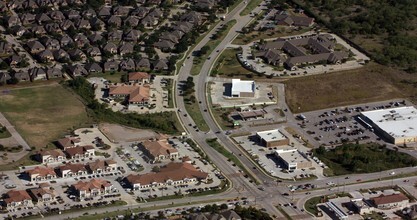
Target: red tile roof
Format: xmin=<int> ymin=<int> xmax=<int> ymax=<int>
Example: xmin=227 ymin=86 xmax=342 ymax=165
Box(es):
xmin=72 ymin=179 xmax=112 ymax=192
xmin=372 ymin=193 xmax=408 ymax=205
xmin=128 ymin=72 xmax=149 ymax=81
xmin=26 ymin=166 xmax=56 ymax=177
xmin=4 ymin=190 xmax=32 ymax=204
xmin=141 ymin=140 xmax=177 ymax=158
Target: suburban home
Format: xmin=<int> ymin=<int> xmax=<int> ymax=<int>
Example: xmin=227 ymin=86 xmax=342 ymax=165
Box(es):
xmin=113 ymin=6 xmax=130 ymax=16
xmin=76 ymin=19 xmax=91 ymax=29
xmin=46 ymin=68 xmax=63 ymax=79
xmin=0 ymin=73 xmax=11 ymax=84
xmin=29 ymin=67 xmax=47 ymax=80
xmin=124 ymin=16 xmax=139 ymax=27
xmin=38 ymin=49 xmax=54 ymax=62
xmin=108 ymin=84 xmax=150 ymax=106
xmin=107 ymin=30 xmax=123 ymax=42
xmin=128 ymin=72 xmax=150 ymax=84
xmin=103 ymin=60 xmax=120 ymax=72
xmin=130 ymin=7 xmax=148 ymax=18
xmin=87 ymin=47 xmax=102 ymax=57
xmin=153 ymin=40 xmax=175 ymax=52
xmin=123 ymin=29 xmax=141 ymax=41
xmin=59 ymin=35 xmax=74 ymax=47
xmin=86 ymin=160 xmax=118 ymax=174
xmin=107 ymin=15 xmax=122 ymax=27
xmin=57 ymin=163 xmax=88 ymax=178
xmin=7 ymin=54 xmax=22 ymax=68
xmin=35 ymin=13 xmax=51 ymax=24
xmin=88 ymin=33 xmax=104 ymax=44
xmin=65 ymin=9 xmax=80 ymax=20
xmin=56 ymin=136 xmax=81 ymax=150
xmin=98 ymin=6 xmax=111 ymax=17
xmin=103 ymin=42 xmax=118 ymax=54
xmin=27 ymin=40 xmax=45 ymax=54
xmin=139 ymin=140 xmax=179 ymax=163
xmin=25 ymin=166 xmax=57 ymax=182
xmin=49 ymin=10 xmax=66 ymax=21
xmin=30 ymin=25 xmax=47 ymax=35
xmin=125 ymin=162 xmax=208 ymax=190
xmin=10 ymin=26 xmax=27 ymax=37
xmin=60 ymin=20 xmax=74 ymax=31
xmin=67 ymin=64 xmax=88 ymax=77
xmin=119 ymin=59 xmax=136 ymax=71
xmin=84 ymin=62 xmax=103 ymax=73
xmin=71 ymin=179 xmax=114 ymax=199
xmin=180 ymin=11 xmax=203 ymax=25
xmin=6 ymin=15 xmax=21 ymax=27
xmin=28 ymin=184 xmax=56 ymax=204
xmin=65 ymin=145 xmax=95 ymax=160
xmin=20 ymin=13 xmax=36 ymax=25
xmin=152 ymin=59 xmax=168 ymax=71
xmin=42 ymin=37 xmax=61 ymax=51
xmin=37 ymin=149 xmax=66 ymax=163
xmin=371 ymin=193 xmax=409 ymax=209
xmin=2 ymin=190 xmax=33 ymax=209
xmin=136 ymin=58 xmax=151 ymax=70
xmin=82 ymin=9 xmax=97 ymax=18
xmin=90 ymin=17 xmax=106 ymax=30
xmin=13 ymin=71 xmax=31 ymax=81
xmin=119 ymin=43 xmax=134 ymax=56
xmin=53 ymin=49 xmax=70 ymax=61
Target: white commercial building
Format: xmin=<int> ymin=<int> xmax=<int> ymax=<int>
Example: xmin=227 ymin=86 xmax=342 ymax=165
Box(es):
xmin=274 ymin=149 xmax=312 ymax=171
xmin=230 ymin=79 xmax=255 ymax=98
xmin=360 ymin=106 xmax=417 ymax=145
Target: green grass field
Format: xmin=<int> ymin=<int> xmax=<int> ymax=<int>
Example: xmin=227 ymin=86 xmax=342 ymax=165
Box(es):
xmin=212 ymin=48 xmax=250 ymax=77
xmin=240 ymin=0 xmax=263 ymax=16
xmin=0 ymin=126 xmax=11 ymax=139
xmin=304 ymin=196 xmax=323 ymax=216
xmin=88 ymin=71 xmax=124 ymax=83
xmin=0 ymin=84 xmax=91 ymax=148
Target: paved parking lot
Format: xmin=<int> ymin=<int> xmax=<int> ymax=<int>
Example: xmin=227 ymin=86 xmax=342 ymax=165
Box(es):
xmin=233 ymin=126 xmax=324 ymax=180
xmin=297 ymin=99 xmax=412 ymax=146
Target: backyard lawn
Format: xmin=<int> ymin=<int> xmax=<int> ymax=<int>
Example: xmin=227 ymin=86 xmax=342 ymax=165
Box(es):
xmin=0 ymin=84 xmax=91 ymax=148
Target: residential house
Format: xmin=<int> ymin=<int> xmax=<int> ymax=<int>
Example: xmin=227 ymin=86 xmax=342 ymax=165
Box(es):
xmin=65 ymin=145 xmax=95 ymax=160
xmin=13 ymin=71 xmax=30 ymax=81
xmin=128 ymin=72 xmax=150 ymax=84
xmin=29 ymin=67 xmax=47 ymax=80
xmin=90 ymin=17 xmax=106 ymax=30
xmin=109 ymin=84 xmax=150 ymax=105
xmin=103 ymin=42 xmax=118 ymax=54
xmin=71 ymin=179 xmax=114 ymax=199
xmin=125 ymin=162 xmax=208 ymax=190
xmin=56 ymin=136 xmax=81 ymax=150
xmin=30 ymin=25 xmax=47 ymax=35
xmin=42 ymin=37 xmax=61 ymax=51
xmin=274 ymin=14 xmax=314 ymax=27
xmin=107 ymin=30 xmax=123 ymax=42
xmin=65 ymin=9 xmax=81 ymax=20
xmin=119 ymin=42 xmax=134 ymax=56
xmin=60 ymin=19 xmax=74 ymax=31
xmin=46 ymin=67 xmax=63 ymax=79
xmin=0 ymin=73 xmax=11 ymax=84
xmin=38 ymin=49 xmax=54 ymax=62
xmin=53 ymin=49 xmax=70 ymax=61
xmin=98 ymin=6 xmax=111 ymax=17
xmin=73 ymin=33 xmax=89 ymax=48
xmin=75 ymin=19 xmax=91 ymax=29
xmin=37 ymin=149 xmax=66 ymax=163
xmin=3 ymin=190 xmax=33 ymax=209
xmin=88 ymin=33 xmax=104 ymax=44
xmin=141 ymin=15 xmax=158 ymax=28
xmin=8 ymin=54 xmax=23 ymax=68
xmin=84 ymin=62 xmax=103 ymax=73
xmin=153 ymin=59 xmax=168 ymax=71
xmin=113 ymin=6 xmax=130 ymax=17
xmin=194 ymin=0 xmax=215 ymax=9
xmin=59 ymin=34 xmax=74 ymax=47
xmin=10 ymin=26 xmax=27 ymax=37
xmin=86 ymin=160 xmax=118 ymax=174
xmin=25 ymin=166 xmax=57 ymax=182
xmin=124 ymin=16 xmax=139 ymax=27
xmin=131 ymin=7 xmax=148 ymax=18
xmin=123 ymin=29 xmax=141 ymax=42
xmin=107 ymin=15 xmax=122 ymax=27
xmin=119 ymin=59 xmax=136 ymax=71
xmin=180 ymin=11 xmax=203 ymax=25
xmin=6 ymin=15 xmax=21 ymax=27
xmin=35 ymin=13 xmax=51 ymax=24
xmin=57 ymin=163 xmax=87 ymax=178
xmin=140 ymin=140 xmax=179 ymax=163
xmin=68 ymin=49 xmax=87 ymax=61
xmin=103 ymin=60 xmax=120 ymax=72
xmin=82 ymin=9 xmax=97 ymax=18
xmin=67 ymin=64 xmax=88 ymax=77
xmin=27 ymin=40 xmax=45 ymax=54
xmin=136 ymin=58 xmax=151 ymax=70
xmin=20 ymin=13 xmax=36 ymax=25
xmin=49 ymin=10 xmax=66 ymax=21
xmin=28 ymin=185 xmax=56 ymax=204
xmin=86 ymin=47 xmax=102 ymax=57
xmin=154 ymin=40 xmax=175 ymax=52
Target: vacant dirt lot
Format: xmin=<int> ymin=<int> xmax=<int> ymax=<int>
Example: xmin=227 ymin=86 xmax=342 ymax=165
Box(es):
xmin=0 ymin=84 xmax=90 ymax=148
xmin=284 ymin=63 xmax=415 ymax=113
xmin=99 ymin=123 xmax=159 ymax=143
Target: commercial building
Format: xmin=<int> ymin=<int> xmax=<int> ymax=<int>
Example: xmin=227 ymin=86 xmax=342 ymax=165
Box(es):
xmin=230 ymin=79 xmax=255 ymax=98
xmin=360 ymin=106 xmax=417 ymax=145
xmin=139 ymin=140 xmax=179 ymax=163
xmin=256 ymin=129 xmax=289 ymax=147
xmin=274 ymin=149 xmax=312 ymax=171
xmin=371 ymin=193 xmax=409 ymax=209
xmin=71 ymin=179 xmax=114 ymax=199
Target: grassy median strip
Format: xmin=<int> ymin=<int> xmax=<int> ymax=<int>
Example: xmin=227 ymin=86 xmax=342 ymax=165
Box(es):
xmin=240 ymin=0 xmax=262 ymax=16
xmin=191 ymin=19 xmax=237 ymax=76
xmin=206 ymin=138 xmax=259 ymax=184
xmin=304 ymin=196 xmax=323 ymax=216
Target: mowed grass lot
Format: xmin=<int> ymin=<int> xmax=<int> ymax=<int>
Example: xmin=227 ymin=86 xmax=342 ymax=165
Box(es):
xmin=213 ymin=48 xmax=250 ymax=77
xmin=284 ymin=63 xmax=411 ymax=113
xmin=0 ymin=84 xmax=90 ymax=148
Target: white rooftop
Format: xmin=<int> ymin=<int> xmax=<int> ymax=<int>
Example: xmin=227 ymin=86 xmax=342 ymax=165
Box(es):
xmin=361 ymin=106 xmax=417 ymax=138
xmin=231 ymin=79 xmax=255 ymax=94
xmin=256 ymin=129 xmax=287 ymax=142
xmin=275 ymin=149 xmax=309 ymax=164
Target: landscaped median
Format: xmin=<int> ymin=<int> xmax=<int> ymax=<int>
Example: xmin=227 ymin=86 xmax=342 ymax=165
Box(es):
xmin=191 ymin=19 xmax=237 ymax=76
xmin=206 ymin=138 xmax=260 ymax=184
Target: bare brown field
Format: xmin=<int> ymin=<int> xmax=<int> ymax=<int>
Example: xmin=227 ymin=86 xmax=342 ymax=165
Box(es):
xmin=284 ymin=63 xmax=417 ymax=113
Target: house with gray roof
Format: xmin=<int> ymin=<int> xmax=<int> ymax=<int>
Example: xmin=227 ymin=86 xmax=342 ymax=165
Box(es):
xmin=67 ymin=64 xmax=88 ymax=77
xmin=136 ymin=58 xmax=151 ymax=70
xmin=104 ymin=60 xmax=120 ymax=72
xmin=86 ymin=47 xmax=101 ymax=57
xmin=46 ymin=68 xmax=63 ymax=79
xmin=0 ymin=73 xmax=12 ymax=84
xmin=27 ymin=41 xmax=45 ymax=54
xmin=119 ymin=43 xmax=134 ymax=56
xmin=123 ymin=29 xmax=141 ymax=41
xmin=13 ymin=71 xmax=31 ymax=81
xmin=119 ymin=59 xmax=136 ymax=71
xmin=29 ymin=67 xmax=47 ymax=80
xmin=84 ymin=62 xmax=103 ymax=73
xmin=152 ymin=59 xmax=168 ymax=71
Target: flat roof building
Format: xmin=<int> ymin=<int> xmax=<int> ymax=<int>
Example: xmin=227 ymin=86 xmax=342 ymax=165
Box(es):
xmin=274 ymin=149 xmax=312 ymax=171
xmin=230 ymin=79 xmax=255 ymax=98
xmin=360 ymin=106 xmax=417 ymax=145
xmin=256 ymin=129 xmax=289 ymax=147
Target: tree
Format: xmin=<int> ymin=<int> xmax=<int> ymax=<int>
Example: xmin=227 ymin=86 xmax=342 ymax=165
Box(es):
xmin=151 ymin=166 xmax=160 ymax=172
xmin=200 ymin=46 xmax=210 ymax=56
